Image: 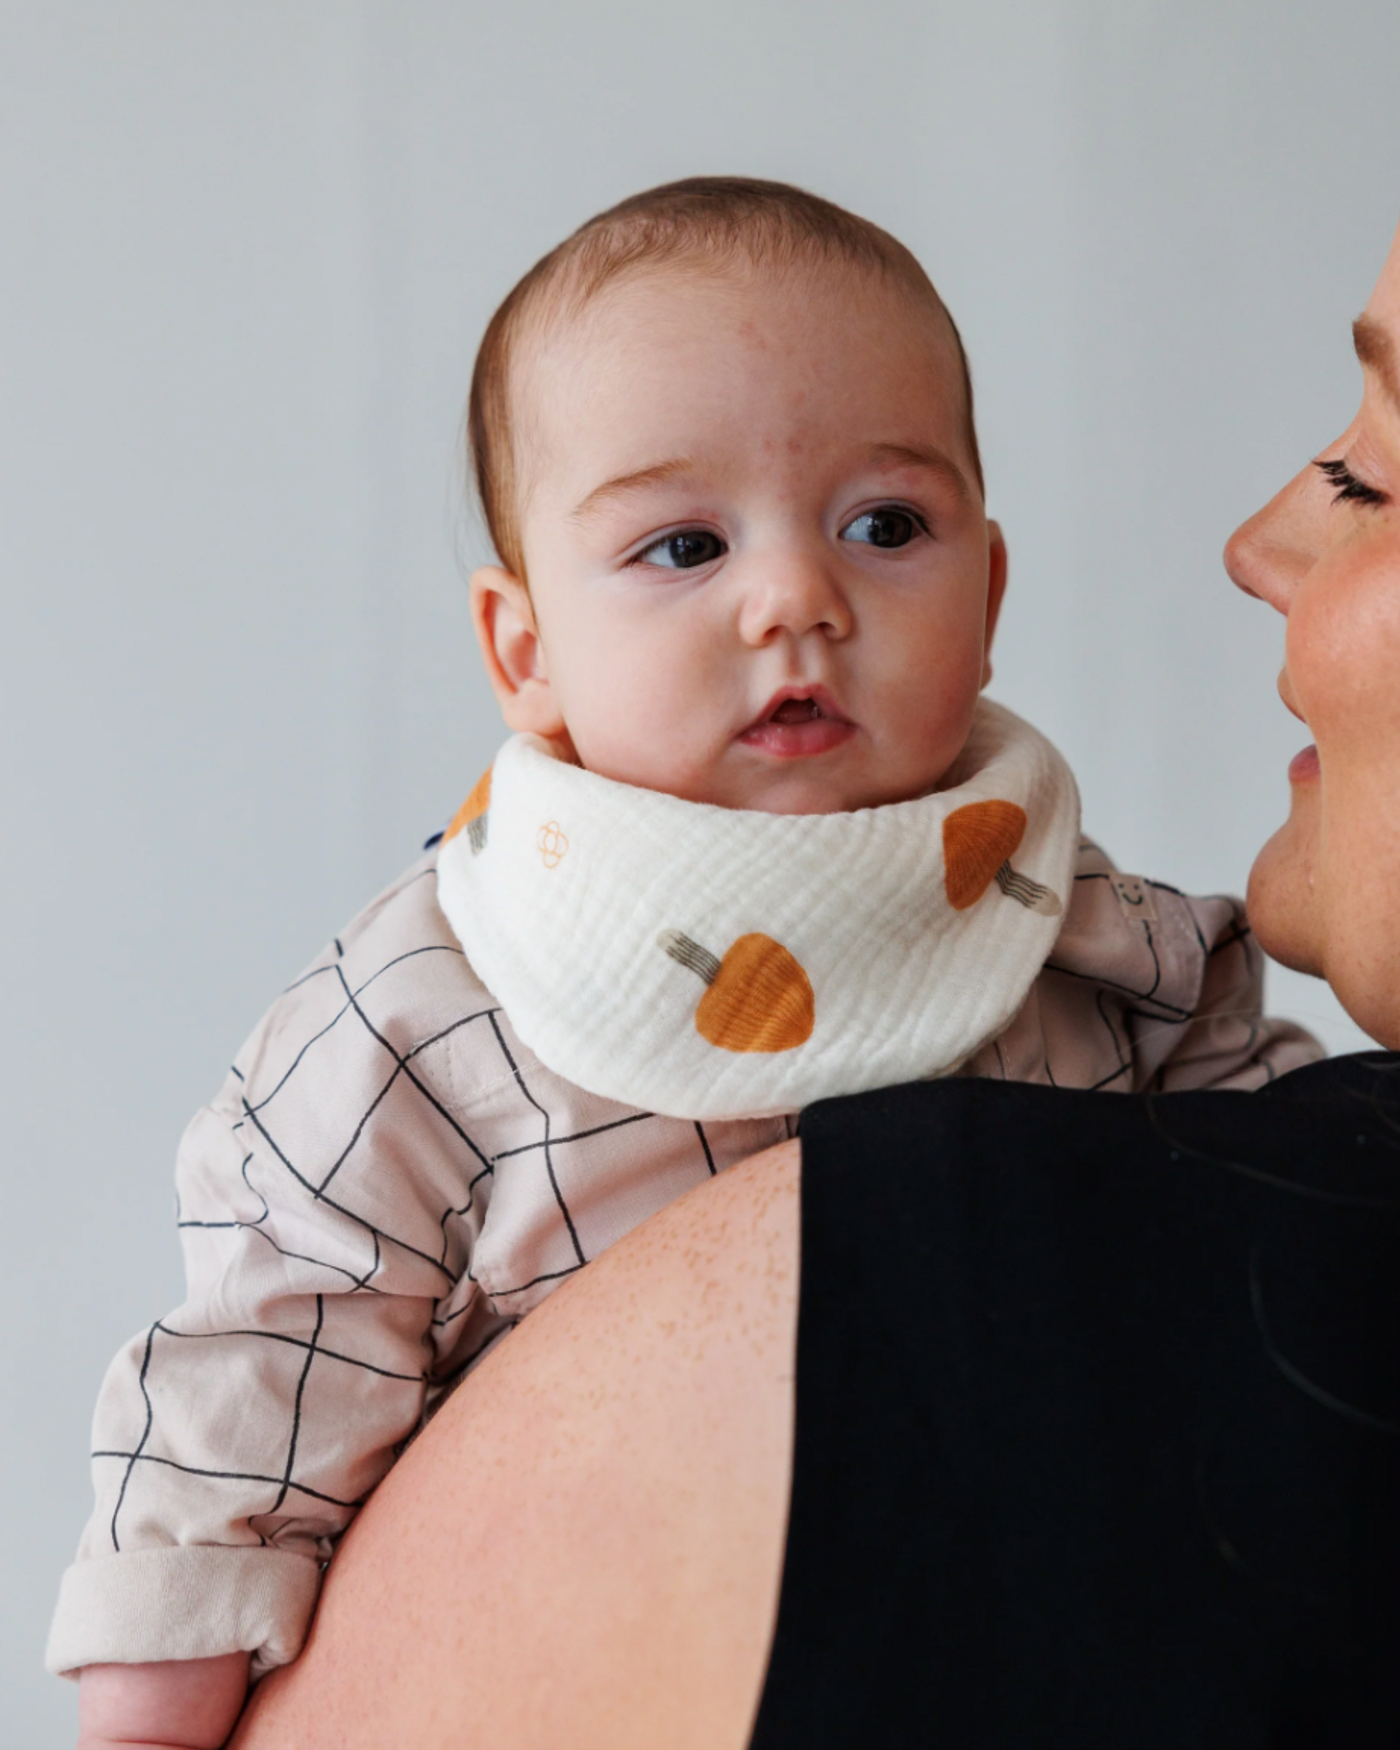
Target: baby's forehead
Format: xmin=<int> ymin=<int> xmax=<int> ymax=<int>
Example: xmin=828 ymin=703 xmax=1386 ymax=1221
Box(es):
xmin=529 ymin=252 xmax=956 ymax=365
xmin=511 ymin=254 xmax=968 ymax=455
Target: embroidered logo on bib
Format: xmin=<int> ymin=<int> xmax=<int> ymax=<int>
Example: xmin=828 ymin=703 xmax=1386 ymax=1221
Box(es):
xmin=537 ymin=821 xmax=569 ymax=868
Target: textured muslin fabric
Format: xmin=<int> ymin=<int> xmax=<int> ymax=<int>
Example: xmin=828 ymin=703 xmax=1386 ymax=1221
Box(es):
xmin=50 ymin=760 xmax=1318 ymax=1679
xmin=438 ymin=700 xmax=1082 ymax=1119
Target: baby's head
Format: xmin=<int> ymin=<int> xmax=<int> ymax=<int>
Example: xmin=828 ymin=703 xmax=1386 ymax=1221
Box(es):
xmin=468 ymin=177 xmax=1005 ymax=815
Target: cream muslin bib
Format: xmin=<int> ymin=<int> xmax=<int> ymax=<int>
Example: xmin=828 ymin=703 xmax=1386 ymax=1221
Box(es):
xmin=436 ymin=699 xmax=1080 ymax=1121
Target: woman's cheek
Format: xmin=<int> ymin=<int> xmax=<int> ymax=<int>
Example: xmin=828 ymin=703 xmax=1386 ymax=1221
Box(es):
xmin=1280 ymin=536 xmax=1400 ymax=1039
xmin=1246 ymin=783 xmax=1323 ymax=977
xmin=1312 ymin=785 xmax=1400 ymax=1048
xmin=1286 ymin=537 xmax=1400 ymax=753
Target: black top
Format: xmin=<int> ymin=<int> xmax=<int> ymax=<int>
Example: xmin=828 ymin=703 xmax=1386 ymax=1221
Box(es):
xmin=750 ymin=1054 xmax=1400 ymax=1749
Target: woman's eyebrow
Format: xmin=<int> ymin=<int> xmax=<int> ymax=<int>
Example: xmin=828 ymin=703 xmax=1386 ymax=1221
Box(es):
xmin=569 ymin=458 xmax=696 ymax=523
xmin=1353 ymin=316 xmax=1400 ymax=413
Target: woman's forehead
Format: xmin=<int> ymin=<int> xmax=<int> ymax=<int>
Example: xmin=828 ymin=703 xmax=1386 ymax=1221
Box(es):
xmin=1355 ymin=227 xmax=1400 ymax=415
xmin=1371 ymin=219 xmax=1400 ymax=330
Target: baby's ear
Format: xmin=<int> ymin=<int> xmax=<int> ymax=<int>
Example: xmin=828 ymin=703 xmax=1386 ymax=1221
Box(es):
xmin=981 ymin=520 xmax=1009 ymax=689
xmin=469 ymin=566 xmax=567 ymax=738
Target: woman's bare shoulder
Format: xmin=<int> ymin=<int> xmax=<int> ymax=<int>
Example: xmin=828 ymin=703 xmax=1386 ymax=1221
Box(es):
xmin=232 ymin=1140 xmax=801 ymax=1750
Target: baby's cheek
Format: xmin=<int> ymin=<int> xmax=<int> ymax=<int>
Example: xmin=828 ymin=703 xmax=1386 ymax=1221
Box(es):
xmin=559 ymin=648 xmax=722 ymax=796
xmin=901 ymin=627 xmax=984 ymax=747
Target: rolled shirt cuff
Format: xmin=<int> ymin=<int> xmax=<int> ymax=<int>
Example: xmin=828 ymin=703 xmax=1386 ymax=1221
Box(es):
xmin=47 ymin=1545 xmax=322 ymax=1680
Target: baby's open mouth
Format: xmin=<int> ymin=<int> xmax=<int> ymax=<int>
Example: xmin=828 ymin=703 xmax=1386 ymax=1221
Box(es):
xmin=769 ymin=697 xmax=824 ymax=724
xmin=740 ymin=690 xmax=855 ymax=757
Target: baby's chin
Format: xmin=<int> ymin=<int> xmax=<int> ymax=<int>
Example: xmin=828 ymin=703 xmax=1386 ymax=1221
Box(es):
xmin=570 ymin=736 xmax=954 ymax=815
xmin=684 ymin=764 xmax=949 ymax=816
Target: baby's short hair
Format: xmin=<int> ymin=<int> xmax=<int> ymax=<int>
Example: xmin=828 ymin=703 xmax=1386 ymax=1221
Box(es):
xmin=468 ymin=176 xmax=982 ymax=580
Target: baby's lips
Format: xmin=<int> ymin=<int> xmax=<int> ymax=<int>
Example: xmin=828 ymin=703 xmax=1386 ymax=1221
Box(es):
xmin=742 ymin=683 xmax=850 ymax=736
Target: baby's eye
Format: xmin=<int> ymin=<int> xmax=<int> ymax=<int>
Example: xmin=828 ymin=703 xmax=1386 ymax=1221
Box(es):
xmin=636 ymin=529 xmax=726 ymax=569
xmin=839 ymin=507 xmax=925 ymax=548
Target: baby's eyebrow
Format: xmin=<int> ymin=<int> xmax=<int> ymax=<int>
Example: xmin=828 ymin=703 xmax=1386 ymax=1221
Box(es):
xmin=1353 ymin=315 xmax=1400 ymax=416
xmin=867 ymin=442 xmax=972 ymax=502
xmin=567 ymin=443 xmax=971 ymax=525
xmin=569 ymin=458 xmax=697 ymax=524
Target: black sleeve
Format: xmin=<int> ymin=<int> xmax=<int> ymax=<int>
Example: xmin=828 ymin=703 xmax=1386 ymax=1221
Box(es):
xmin=750 ymin=1054 xmax=1400 ymax=1750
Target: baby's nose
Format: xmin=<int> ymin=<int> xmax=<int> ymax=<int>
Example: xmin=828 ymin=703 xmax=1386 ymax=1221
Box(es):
xmin=736 ymin=551 xmax=853 ymax=644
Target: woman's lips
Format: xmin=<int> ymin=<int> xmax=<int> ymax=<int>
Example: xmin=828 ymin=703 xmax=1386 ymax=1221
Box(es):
xmin=738 ymin=694 xmax=855 ymax=758
xmin=1288 ymin=743 xmax=1320 ymax=784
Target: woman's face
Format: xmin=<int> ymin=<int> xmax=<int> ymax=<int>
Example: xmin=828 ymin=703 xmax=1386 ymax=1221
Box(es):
xmin=1227 ymin=217 xmax=1400 ymax=1046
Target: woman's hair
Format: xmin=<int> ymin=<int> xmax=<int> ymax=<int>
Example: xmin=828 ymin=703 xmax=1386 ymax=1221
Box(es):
xmin=466 ymin=176 xmax=983 ymax=580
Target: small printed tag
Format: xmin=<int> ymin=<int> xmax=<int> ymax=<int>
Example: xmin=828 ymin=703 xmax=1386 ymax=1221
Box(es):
xmin=1109 ymin=873 xmax=1158 ymax=923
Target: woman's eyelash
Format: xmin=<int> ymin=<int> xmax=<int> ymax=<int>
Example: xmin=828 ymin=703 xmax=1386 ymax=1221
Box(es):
xmin=1314 ymin=457 xmax=1388 ymax=507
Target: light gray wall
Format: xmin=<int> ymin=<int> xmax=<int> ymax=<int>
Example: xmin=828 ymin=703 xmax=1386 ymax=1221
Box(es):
xmin=4 ymin=2 xmax=1397 ymax=1738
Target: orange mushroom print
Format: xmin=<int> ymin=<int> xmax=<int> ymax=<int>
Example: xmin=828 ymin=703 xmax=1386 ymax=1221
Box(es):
xmin=943 ymin=800 xmax=1061 ymax=916
xmin=443 ymin=768 xmax=492 ymax=855
xmin=658 ymin=929 xmax=815 ymax=1053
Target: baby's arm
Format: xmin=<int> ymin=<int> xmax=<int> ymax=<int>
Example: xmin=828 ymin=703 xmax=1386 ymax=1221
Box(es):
xmin=52 ymin=866 xmax=501 ymax=1699
xmin=47 ymin=1074 xmax=432 ymax=1684
xmin=77 ymin=1655 xmax=249 ymax=1750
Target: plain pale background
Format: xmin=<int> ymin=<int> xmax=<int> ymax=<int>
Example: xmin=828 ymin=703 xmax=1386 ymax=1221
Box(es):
xmin=5 ymin=2 xmax=1398 ymax=1739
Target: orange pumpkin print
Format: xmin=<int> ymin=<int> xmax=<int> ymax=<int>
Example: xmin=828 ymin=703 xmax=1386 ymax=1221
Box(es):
xmin=443 ymin=768 xmax=492 ymax=855
xmin=659 ymin=929 xmax=815 ymax=1053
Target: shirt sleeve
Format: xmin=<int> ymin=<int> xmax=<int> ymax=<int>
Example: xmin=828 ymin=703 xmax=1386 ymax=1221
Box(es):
xmin=48 ymin=866 xmax=506 ymax=1678
xmin=1127 ymin=887 xmax=1324 ymax=1093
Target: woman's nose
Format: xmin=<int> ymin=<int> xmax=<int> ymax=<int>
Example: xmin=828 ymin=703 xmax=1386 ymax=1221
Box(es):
xmin=736 ymin=550 xmax=854 ymax=646
xmin=1223 ymin=465 xmax=1325 ymax=614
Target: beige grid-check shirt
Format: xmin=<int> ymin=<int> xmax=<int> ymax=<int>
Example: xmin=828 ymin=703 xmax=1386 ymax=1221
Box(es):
xmin=48 ymin=836 xmax=1319 ymax=1678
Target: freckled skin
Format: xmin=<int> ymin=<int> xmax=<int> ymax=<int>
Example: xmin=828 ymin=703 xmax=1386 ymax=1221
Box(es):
xmin=232 ymin=1142 xmax=801 ymax=1750
xmin=1226 ymin=217 xmax=1400 ymax=1046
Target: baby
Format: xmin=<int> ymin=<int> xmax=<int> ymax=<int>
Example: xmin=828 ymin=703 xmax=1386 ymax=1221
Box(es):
xmin=55 ymin=178 xmax=1318 ymax=1746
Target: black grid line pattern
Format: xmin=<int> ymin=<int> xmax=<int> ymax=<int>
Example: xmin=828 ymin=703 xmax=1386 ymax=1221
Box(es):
xmin=76 ymin=837 xmax=1317 ymax=1612
xmin=81 ymin=852 xmax=795 ymax=1579
xmin=958 ymin=838 xmax=1321 ymax=1096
